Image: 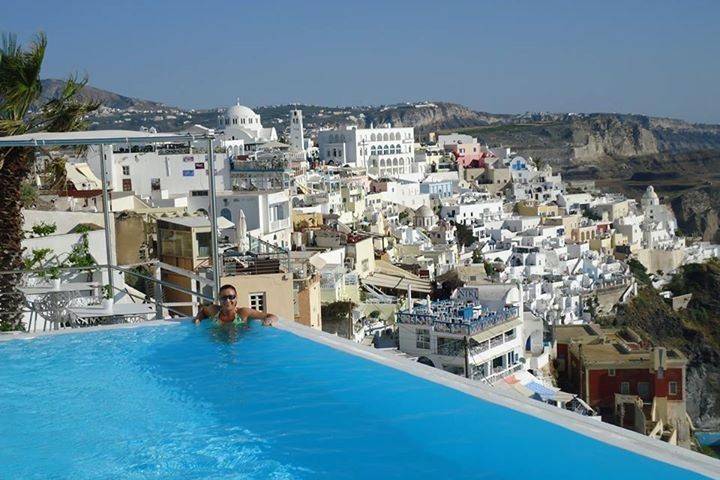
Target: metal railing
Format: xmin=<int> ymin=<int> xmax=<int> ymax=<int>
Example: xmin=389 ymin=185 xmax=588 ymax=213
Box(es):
xmin=396 ymin=306 xmax=519 ymax=336
xmin=0 ymin=263 xmax=213 ymax=332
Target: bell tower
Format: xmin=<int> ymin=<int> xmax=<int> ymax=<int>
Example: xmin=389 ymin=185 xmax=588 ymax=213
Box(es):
xmin=289 ymin=109 xmax=305 ymax=152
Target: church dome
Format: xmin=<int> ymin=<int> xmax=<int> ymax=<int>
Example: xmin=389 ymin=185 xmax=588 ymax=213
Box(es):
xmin=220 ymin=102 xmax=263 ymax=132
xmin=415 ymin=205 xmax=434 ymax=217
xmin=642 ymin=185 xmax=659 ymax=205
xmin=227 ymin=103 xmax=257 ymax=119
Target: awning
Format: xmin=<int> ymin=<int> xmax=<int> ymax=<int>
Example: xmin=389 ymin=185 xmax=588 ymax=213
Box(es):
xmin=0 ymin=129 xmax=212 ymax=147
xmin=216 ymin=217 xmax=235 ymax=229
xmin=362 ymin=271 xmax=432 ymax=294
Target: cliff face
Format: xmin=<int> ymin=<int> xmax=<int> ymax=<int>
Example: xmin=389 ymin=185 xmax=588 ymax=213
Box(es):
xmin=672 ymin=188 xmax=720 ymax=243
xmin=571 ymin=115 xmax=659 ymax=162
xmin=607 ymin=260 xmax=720 ymax=431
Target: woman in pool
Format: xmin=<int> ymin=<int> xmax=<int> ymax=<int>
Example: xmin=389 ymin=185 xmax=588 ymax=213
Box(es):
xmin=194 ymin=284 xmax=278 ymax=326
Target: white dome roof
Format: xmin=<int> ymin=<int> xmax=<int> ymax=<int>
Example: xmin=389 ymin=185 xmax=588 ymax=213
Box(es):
xmin=227 ymin=103 xmax=258 ymax=119
xmin=415 ymin=205 xmax=434 ymax=217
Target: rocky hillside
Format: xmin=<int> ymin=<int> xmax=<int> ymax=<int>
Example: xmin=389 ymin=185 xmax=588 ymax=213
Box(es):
xmin=452 ymin=113 xmax=720 ymax=171
xmin=672 ymin=187 xmax=720 ymax=243
xmin=40 ymin=79 xmax=168 ymax=111
xmin=605 ymin=259 xmax=720 ymax=431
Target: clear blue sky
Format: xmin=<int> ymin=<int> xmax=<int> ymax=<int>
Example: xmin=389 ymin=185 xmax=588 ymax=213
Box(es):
xmin=3 ymin=0 xmax=719 ymax=123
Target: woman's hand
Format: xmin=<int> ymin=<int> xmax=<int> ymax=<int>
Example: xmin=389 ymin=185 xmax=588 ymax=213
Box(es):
xmin=262 ymin=314 xmax=278 ymax=326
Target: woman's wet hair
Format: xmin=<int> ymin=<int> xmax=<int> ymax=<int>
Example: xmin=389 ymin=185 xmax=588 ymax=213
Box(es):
xmin=219 ymin=284 xmax=237 ymax=295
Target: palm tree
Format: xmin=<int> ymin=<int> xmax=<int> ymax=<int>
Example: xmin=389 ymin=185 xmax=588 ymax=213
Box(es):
xmin=0 ymin=33 xmax=99 ymax=330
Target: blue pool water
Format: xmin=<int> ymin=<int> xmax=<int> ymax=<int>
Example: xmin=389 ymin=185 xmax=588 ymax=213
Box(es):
xmin=0 ymin=322 xmax=708 ymax=479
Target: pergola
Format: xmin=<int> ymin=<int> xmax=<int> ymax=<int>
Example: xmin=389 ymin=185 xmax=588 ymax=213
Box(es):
xmin=0 ymin=130 xmax=223 ymax=301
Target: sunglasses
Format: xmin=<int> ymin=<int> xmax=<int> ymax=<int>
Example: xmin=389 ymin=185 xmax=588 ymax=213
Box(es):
xmin=220 ymin=295 xmax=237 ymax=301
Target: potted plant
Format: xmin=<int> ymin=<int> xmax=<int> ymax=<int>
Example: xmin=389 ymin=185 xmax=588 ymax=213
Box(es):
xmin=47 ymin=266 xmax=62 ymax=290
xmin=101 ymin=284 xmax=114 ymax=311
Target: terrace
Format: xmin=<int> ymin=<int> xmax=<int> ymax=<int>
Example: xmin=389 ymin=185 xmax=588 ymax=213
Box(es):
xmin=397 ymin=302 xmax=520 ymax=336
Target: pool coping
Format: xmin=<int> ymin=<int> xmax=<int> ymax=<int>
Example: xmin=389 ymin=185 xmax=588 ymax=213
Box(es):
xmin=2 ymin=318 xmax=719 ymax=477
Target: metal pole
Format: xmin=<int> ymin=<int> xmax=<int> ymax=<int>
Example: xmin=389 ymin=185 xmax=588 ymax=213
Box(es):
xmin=98 ymin=144 xmax=115 ymax=297
xmin=464 ymin=335 xmax=471 ymax=379
xmin=206 ymin=138 xmax=220 ymax=303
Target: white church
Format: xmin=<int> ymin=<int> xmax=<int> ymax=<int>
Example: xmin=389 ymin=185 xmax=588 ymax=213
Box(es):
xmin=216 ymin=102 xmax=278 ymax=154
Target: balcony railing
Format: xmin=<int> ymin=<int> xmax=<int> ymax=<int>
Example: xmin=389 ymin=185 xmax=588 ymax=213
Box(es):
xmin=269 ymin=218 xmax=290 ymax=232
xmin=396 ymin=306 xmax=519 ymax=336
xmin=0 ymin=263 xmax=212 ymax=333
xmin=480 ymin=362 xmax=524 ymax=385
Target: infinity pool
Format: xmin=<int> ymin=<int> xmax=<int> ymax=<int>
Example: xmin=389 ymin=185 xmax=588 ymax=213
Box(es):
xmin=0 ymin=321 xmax=711 ymax=479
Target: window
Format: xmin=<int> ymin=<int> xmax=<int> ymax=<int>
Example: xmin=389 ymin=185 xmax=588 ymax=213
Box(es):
xmin=669 ymin=381 xmax=678 ymax=395
xmin=190 ymin=190 xmax=208 ymax=197
xmin=151 ymin=178 xmax=161 ymax=191
xmin=249 ymin=292 xmax=266 ymax=312
xmin=122 ymin=165 xmax=130 ymax=175
xmin=437 ymin=336 xmax=462 ymax=356
xmin=620 ymin=382 xmax=630 ymax=394
xmin=416 ymin=328 xmax=430 ymax=350
xmin=196 ymin=232 xmax=211 ymax=257
xmin=637 ymin=382 xmax=650 ymax=398
xmin=608 ymin=368 xmax=616 ymax=377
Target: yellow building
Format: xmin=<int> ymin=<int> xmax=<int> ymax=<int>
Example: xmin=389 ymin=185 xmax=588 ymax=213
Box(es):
xmin=571 ymin=225 xmax=596 ymax=243
xmin=516 ymin=200 xmax=559 ymax=218
xmin=294 ymin=274 xmax=322 ymax=329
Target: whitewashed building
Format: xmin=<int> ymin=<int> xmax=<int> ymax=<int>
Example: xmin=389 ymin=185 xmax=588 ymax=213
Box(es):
xmin=318 ymin=125 xmax=414 ymax=176
xmin=397 ymin=285 xmax=525 ymax=382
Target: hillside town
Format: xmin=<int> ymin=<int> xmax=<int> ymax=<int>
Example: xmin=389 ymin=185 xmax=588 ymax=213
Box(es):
xmin=13 ymin=101 xmax=720 ymax=454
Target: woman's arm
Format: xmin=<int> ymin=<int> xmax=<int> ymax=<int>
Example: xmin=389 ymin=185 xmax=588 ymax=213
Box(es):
xmin=237 ymin=307 xmax=278 ymax=326
xmin=194 ymin=304 xmax=217 ymax=323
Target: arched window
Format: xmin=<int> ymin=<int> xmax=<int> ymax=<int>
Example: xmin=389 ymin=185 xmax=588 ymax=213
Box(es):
xmin=383 ymin=133 xmax=389 ymax=141
xmin=383 ymin=145 xmax=389 ymax=155
xmin=220 ymin=208 xmax=232 ymax=221
xmin=371 ymin=133 xmax=376 ymax=141
xmin=371 ymin=146 xmax=377 ymax=155
xmin=389 ymin=145 xmax=396 ymax=154
xmin=380 ymin=159 xmax=386 ymax=167
xmin=396 ymin=144 xmax=402 ymax=153
xmin=393 ymin=158 xmax=398 ymax=166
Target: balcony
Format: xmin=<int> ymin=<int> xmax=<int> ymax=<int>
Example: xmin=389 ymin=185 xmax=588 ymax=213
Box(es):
xmin=482 ymin=362 xmax=524 ymax=384
xmin=220 ymin=235 xmax=289 ymax=277
xmin=230 ymin=157 xmax=290 ymax=173
xmin=396 ymin=306 xmax=519 ymax=337
xmin=0 ymin=262 xmax=213 ymax=332
xmin=269 ymin=218 xmax=290 ymax=232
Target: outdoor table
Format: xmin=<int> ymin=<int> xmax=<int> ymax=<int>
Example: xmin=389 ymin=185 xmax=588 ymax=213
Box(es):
xmin=20 ymin=282 xmax=102 ymax=331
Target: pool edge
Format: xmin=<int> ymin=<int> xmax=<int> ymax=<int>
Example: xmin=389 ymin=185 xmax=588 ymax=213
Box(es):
xmin=274 ymin=319 xmax=720 ymax=479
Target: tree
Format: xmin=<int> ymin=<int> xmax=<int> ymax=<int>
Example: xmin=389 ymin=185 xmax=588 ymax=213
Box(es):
xmin=0 ymin=33 xmax=99 ymax=330
xmin=321 ymin=301 xmax=356 ymax=339
xmin=455 ymin=222 xmax=477 ymax=247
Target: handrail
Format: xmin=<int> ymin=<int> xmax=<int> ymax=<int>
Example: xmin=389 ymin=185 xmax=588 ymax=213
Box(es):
xmin=0 ymin=263 xmax=214 ymax=330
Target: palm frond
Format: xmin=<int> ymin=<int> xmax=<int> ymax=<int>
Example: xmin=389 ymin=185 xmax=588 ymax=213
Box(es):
xmin=0 ymin=32 xmax=46 ymax=129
